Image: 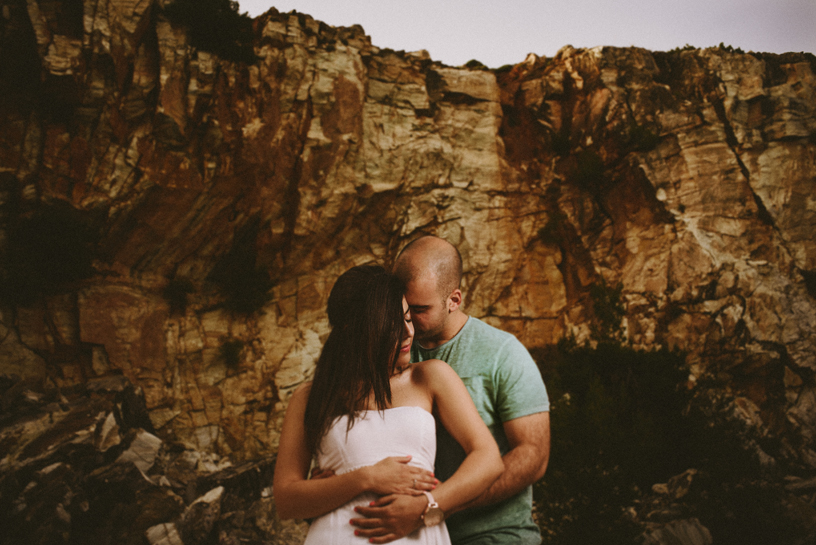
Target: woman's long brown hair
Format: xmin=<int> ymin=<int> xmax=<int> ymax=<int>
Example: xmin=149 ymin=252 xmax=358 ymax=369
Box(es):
xmin=303 ymin=264 xmax=405 ymax=457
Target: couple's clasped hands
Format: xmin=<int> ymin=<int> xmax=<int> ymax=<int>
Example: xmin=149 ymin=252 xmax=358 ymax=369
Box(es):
xmin=312 ymin=455 xmax=437 ymax=543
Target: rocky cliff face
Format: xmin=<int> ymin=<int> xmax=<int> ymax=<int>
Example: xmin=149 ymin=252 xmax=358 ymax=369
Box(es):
xmin=1 ymin=0 xmax=815 ymax=484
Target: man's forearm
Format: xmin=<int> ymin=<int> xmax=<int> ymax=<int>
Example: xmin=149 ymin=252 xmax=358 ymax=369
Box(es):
xmin=456 ymin=443 xmax=546 ymax=511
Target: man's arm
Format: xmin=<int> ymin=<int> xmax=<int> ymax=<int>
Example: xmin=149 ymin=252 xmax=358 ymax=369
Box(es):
xmin=351 ymin=410 xmax=550 ymax=542
xmin=456 ymin=411 xmax=550 ymax=511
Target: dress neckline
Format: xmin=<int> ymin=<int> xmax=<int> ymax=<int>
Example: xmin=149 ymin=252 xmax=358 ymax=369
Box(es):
xmin=360 ymin=405 xmax=432 ymax=418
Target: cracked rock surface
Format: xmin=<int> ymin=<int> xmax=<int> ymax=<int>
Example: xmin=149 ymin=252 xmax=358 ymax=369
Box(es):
xmin=1 ymin=1 xmax=816 ymax=528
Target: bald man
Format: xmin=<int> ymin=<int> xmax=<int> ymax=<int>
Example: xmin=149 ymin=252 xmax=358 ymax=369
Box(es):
xmin=351 ymin=236 xmax=550 ymax=545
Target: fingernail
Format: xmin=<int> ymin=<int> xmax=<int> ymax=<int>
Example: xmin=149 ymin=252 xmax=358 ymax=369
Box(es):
xmin=369 ymin=501 xmax=375 ymax=506
xmin=354 ymin=530 xmax=360 ymax=536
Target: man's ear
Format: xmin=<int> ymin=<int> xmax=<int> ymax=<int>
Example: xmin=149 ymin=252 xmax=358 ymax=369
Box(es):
xmin=448 ymin=289 xmax=463 ymax=312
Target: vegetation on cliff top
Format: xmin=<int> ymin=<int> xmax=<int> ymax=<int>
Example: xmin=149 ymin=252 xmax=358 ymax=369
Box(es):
xmin=164 ymin=0 xmax=256 ymax=63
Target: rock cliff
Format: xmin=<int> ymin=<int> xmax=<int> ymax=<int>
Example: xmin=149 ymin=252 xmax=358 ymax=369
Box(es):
xmin=1 ymin=0 xmax=815 ymax=522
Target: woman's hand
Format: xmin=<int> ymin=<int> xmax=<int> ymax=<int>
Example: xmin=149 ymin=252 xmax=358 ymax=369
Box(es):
xmin=362 ymin=455 xmax=438 ymax=496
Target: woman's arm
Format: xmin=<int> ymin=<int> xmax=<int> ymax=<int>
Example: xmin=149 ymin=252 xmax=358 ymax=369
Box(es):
xmin=273 ymin=383 xmax=435 ymax=520
xmin=350 ymin=360 xmax=504 ymax=542
xmin=422 ymin=359 xmax=504 ymax=515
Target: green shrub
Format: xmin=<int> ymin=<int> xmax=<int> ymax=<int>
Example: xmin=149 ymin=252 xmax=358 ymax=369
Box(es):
xmin=164 ymin=0 xmax=256 ymax=63
xmin=464 ymin=59 xmax=488 ymax=70
xmin=589 ymin=280 xmax=625 ymax=344
xmin=668 ymin=44 xmax=697 ymax=53
xmin=718 ymin=43 xmax=745 ymax=54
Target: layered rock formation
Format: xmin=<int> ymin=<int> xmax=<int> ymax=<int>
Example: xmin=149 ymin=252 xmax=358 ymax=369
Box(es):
xmin=1 ymin=0 xmax=816 ymax=536
xmin=0 ymin=375 xmax=307 ymax=544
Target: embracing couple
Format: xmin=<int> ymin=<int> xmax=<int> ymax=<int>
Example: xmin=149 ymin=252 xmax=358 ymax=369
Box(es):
xmin=274 ymin=236 xmax=551 ymax=544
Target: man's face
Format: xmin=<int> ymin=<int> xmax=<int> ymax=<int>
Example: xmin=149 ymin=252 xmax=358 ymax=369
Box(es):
xmin=404 ymin=275 xmax=449 ymax=344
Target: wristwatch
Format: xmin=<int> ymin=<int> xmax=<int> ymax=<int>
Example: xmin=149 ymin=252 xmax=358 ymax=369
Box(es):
xmin=421 ymin=491 xmax=445 ymax=527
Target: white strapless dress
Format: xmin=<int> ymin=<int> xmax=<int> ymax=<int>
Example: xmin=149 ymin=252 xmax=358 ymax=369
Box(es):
xmin=304 ymin=406 xmax=451 ymax=544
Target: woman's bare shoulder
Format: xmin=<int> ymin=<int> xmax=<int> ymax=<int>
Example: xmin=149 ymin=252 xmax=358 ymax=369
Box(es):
xmin=411 ymin=359 xmax=457 ymax=381
xmin=412 ymin=358 xmax=447 ymax=370
xmin=293 ymin=381 xmax=313 ymax=394
xmin=288 ymin=381 xmax=313 ymax=406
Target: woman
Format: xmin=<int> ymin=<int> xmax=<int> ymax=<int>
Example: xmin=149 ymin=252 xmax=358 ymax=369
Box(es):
xmin=273 ymin=264 xmax=503 ymax=544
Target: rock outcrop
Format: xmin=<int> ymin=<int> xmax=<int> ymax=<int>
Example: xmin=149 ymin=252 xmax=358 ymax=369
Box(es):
xmin=1 ymin=0 xmax=815 ymax=537
xmin=0 ymin=375 xmax=307 ymax=544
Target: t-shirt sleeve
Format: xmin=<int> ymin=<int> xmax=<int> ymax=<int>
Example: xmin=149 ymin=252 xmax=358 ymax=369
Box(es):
xmin=495 ymin=336 xmax=550 ymax=422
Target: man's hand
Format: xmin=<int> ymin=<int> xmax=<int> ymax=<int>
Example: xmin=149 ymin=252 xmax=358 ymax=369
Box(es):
xmin=350 ymin=494 xmax=427 ymax=544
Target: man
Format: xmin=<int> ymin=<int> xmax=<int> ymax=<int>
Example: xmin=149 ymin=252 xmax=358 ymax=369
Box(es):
xmin=351 ymin=235 xmax=550 ymax=544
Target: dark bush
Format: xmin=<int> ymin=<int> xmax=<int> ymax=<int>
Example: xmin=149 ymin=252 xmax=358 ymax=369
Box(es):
xmin=1 ymin=200 xmax=97 ymax=305
xmin=533 ymin=281 xmax=810 ymax=544
xmin=535 ymin=343 xmax=810 ymax=544
xmin=801 ymin=269 xmax=816 ymax=299
xmin=537 ymin=210 xmax=568 ymax=247
xmin=163 ymin=278 xmax=195 ymax=315
xmin=219 ymin=339 xmax=245 ymax=368
xmin=536 ymin=339 xmax=690 ymax=543
xmin=550 ymin=130 xmax=571 ymax=156
xmin=589 ymin=280 xmax=625 ymax=343
xmin=667 ymin=44 xmax=697 ymax=53
xmin=628 ymin=122 xmax=661 ymax=152
xmin=572 ymin=149 xmax=606 ymax=192
xmin=208 ymin=217 xmax=273 ymax=314
xmin=718 ymin=43 xmax=745 ymax=54
xmin=163 ymin=0 xmax=256 ymax=63
xmin=464 ymin=59 xmax=488 ymax=70
xmin=679 ymin=395 xmax=809 ymax=545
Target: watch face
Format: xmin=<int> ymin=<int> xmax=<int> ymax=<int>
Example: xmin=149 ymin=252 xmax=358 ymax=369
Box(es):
xmin=424 ymin=505 xmax=444 ymax=527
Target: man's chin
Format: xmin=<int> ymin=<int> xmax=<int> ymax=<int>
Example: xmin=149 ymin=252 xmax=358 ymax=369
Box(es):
xmin=413 ymin=331 xmax=438 ymax=344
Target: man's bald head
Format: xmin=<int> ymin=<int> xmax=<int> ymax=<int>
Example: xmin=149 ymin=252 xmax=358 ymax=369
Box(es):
xmin=394 ymin=236 xmax=463 ymax=300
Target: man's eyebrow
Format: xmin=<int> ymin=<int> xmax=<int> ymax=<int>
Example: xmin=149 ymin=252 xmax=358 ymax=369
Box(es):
xmin=409 ymin=304 xmax=430 ymax=310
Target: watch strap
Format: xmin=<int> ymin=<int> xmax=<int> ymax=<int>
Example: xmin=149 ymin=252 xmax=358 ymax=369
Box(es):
xmin=421 ymin=490 xmax=444 ymax=526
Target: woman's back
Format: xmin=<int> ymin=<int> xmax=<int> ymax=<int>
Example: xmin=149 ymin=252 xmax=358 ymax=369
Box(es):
xmin=305 ymin=406 xmax=450 ymax=544
xmin=316 ymin=406 xmax=436 ymax=475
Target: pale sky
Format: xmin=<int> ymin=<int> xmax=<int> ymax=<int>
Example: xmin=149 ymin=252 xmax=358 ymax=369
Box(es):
xmin=237 ymin=0 xmax=816 ymax=68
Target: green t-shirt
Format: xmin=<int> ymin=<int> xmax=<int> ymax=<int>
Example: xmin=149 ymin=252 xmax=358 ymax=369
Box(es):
xmin=411 ymin=317 xmax=550 ymax=545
